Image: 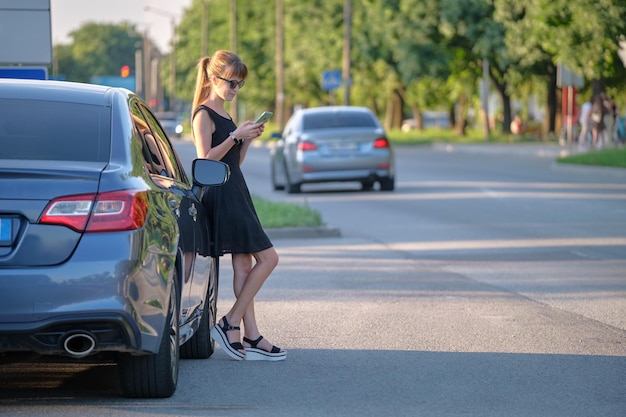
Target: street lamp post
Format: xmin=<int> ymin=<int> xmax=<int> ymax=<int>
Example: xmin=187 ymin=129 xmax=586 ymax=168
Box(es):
xmin=144 ymin=6 xmax=177 ymax=111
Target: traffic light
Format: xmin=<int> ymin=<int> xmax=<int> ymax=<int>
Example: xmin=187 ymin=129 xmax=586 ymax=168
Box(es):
xmin=120 ymin=65 xmax=130 ymax=78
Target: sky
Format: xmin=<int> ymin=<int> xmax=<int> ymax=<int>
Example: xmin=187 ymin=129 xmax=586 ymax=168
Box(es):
xmin=50 ymin=0 xmax=191 ymax=52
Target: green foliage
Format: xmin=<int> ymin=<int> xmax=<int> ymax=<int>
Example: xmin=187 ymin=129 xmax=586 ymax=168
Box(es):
xmin=55 ymin=22 xmax=142 ymax=82
xmin=51 ymin=0 xmax=626 ymax=134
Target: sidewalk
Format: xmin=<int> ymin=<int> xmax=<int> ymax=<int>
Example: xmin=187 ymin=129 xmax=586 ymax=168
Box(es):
xmin=430 ymin=141 xmax=580 ymax=158
xmin=431 ymin=142 xmax=626 ymax=178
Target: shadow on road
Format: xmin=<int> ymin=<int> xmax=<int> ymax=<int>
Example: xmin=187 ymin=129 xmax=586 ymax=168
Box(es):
xmin=1 ymin=350 xmax=624 ymax=417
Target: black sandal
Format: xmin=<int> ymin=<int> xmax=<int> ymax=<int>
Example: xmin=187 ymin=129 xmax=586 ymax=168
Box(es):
xmin=210 ymin=316 xmax=245 ymax=360
xmin=243 ymin=335 xmax=287 ymax=361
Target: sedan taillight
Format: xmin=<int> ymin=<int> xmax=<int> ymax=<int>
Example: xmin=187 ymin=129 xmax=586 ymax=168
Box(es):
xmin=40 ymin=190 xmax=149 ymax=233
xmin=298 ymin=141 xmax=318 ymax=151
xmin=373 ymin=137 xmax=390 ymax=149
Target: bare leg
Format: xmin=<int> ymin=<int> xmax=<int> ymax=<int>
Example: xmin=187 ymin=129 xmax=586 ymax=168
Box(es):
xmin=219 ymin=247 xmax=279 ymax=350
xmin=591 ymin=127 xmax=598 ymax=148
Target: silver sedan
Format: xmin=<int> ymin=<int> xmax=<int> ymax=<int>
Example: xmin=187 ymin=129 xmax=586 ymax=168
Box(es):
xmin=270 ymin=106 xmax=395 ymax=193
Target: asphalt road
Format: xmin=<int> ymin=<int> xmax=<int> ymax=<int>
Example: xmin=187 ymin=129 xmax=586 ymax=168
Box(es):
xmin=1 ymin=140 xmax=624 ymax=417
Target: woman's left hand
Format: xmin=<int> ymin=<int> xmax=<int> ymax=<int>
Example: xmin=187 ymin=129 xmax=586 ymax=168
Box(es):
xmin=239 ymin=120 xmax=265 ymax=140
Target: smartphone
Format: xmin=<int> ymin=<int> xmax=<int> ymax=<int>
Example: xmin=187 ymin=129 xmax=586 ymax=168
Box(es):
xmin=254 ymin=111 xmax=274 ymax=124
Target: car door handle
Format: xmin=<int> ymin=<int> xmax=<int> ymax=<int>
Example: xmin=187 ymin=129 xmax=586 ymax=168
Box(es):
xmin=169 ymin=199 xmax=180 ymax=217
xmin=188 ymin=203 xmax=198 ymax=221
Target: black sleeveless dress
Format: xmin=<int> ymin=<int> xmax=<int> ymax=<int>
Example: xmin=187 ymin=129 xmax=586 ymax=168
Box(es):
xmin=193 ymin=105 xmax=273 ymax=255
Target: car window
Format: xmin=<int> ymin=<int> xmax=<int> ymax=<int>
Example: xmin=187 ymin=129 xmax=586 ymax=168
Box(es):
xmin=132 ymin=101 xmax=188 ymax=184
xmin=0 ymin=99 xmax=111 ymax=161
xmin=302 ymin=111 xmax=377 ymax=131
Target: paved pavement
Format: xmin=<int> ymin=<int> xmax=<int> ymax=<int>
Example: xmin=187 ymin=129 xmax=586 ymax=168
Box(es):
xmin=255 ymin=140 xmax=626 ymax=238
xmin=176 ymin=135 xmax=625 ymax=239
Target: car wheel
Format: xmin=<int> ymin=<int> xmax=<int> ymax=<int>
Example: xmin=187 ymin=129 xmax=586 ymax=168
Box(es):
xmin=379 ymin=177 xmax=395 ymax=191
xmin=286 ymin=180 xmax=301 ymax=194
xmin=180 ymin=258 xmax=217 ymax=359
xmin=271 ymin=161 xmax=285 ymax=191
xmin=118 ymin=275 xmax=180 ymax=398
xmin=361 ymin=180 xmax=374 ymax=191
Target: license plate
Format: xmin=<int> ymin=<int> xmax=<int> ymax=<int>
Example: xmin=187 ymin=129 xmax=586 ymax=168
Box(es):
xmin=328 ymin=142 xmax=358 ymax=151
xmin=0 ymin=218 xmax=12 ymax=246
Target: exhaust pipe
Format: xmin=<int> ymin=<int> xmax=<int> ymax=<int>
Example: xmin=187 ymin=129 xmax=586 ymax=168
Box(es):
xmin=62 ymin=332 xmax=96 ymax=358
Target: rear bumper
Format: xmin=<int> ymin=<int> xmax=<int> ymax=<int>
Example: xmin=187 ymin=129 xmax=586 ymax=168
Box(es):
xmin=0 ymin=233 xmax=173 ymax=357
xmin=0 ymin=312 xmax=143 ymax=356
xmin=299 ymin=168 xmax=393 ymax=184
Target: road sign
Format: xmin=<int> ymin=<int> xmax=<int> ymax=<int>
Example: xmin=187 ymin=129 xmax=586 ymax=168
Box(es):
xmin=0 ymin=0 xmax=52 ymax=65
xmin=557 ymin=64 xmax=584 ymax=88
xmin=90 ymin=75 xmax=136 ymax=91
xmin=322 ymin=70 xmax=342 ymax=91
xmin=0 ymin=67 xmax=47 ymax=80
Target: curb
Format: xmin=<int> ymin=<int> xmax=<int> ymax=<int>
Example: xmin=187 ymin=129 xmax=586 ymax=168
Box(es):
xmin=430 ymin=142 xmax=577 ymax=158
xmin=264 ymin=225 xmax=341 ymax=240
xmin=550 ymin=161 xmax=626 ymax=178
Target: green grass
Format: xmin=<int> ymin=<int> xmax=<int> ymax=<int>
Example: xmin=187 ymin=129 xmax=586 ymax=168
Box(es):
xmin=252 ymin=195 xmax=322 ymax=228
xmin=557 ymin=147 xmax=626 ymax=168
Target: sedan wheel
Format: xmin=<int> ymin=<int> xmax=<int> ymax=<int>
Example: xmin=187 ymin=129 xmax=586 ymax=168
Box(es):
xmin=118 ymin=275 xmax=180 ymax=398
xmin=379 ymin=177 xmax=395 ymax=191
xmin=180 ymin=258 xmax=217 ymax=359
xmin=271 ymin=162 xmax=285 ymax=191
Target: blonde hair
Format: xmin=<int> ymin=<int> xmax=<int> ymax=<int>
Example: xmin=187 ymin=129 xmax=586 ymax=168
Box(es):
xmin=191 ymin=50 xmax=248 ymax=111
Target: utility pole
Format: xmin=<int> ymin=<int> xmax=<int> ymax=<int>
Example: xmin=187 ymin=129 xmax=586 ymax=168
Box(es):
xmin=481 ymin=58 xmax=490 ymax=140
xmin=276 ymin=0 xmax=285 ymax=130
xmin=202 ymin=0 xmax=208 ymax=56
xmin=144 ymin=6 xmax=177 ymax=111
xmin=230 ymin=0 xmax=238 ymax=121
xmin=342 ymin=0 xmax=352 ymax=106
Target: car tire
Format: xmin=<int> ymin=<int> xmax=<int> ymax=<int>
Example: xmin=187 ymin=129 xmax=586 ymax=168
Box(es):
xmin=271 ymin=162 xmax=285 ymax=191
xmin=284 ymin=167 xmax=301 ymax=193
xmin=361 ymin=180 xmax=374 ymax=191
xmin=286 ymin=180 xmax=301 ymax=194
xmin=379 ymin=177 xmax=395 ymax=191
xmin=118 ymin=275 xmax=180 ymax=398
xmin=180 ymin=258 xmax=217 ymax=359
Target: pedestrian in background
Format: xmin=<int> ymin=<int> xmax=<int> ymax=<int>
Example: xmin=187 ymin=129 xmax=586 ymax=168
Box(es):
xmin=578 ymin=98 xmax=592 ymax=149
xmin=589 ymin=94 xmax=608 ymax=149
xmin=603 ymin=94 xmax=617 ymax=145
xmin=190 ymin=50 xmax=286 ymax=361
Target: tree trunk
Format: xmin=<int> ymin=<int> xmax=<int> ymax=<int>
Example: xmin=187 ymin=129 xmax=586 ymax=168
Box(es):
xmin=455 ymin=93 xmax=467 ymax=136
xmin=411 ymin=105 xmax=423 ymax=130
xmin=385 ymin=89 xmax=403 ymax=130
xmin=546 ymin=62 xmax=557 ymax=137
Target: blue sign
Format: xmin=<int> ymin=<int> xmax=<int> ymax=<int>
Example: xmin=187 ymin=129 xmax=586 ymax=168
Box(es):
xmin=0 ymin=67 xmax=47 ymax=80
xmin=90 ymin=75 xmax=136 ymax=91
xmin=322 ymin=70 xmax=342 ymax=91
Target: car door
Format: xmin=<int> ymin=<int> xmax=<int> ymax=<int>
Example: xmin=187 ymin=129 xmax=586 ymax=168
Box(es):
xmin=132 ymin=101 xmax=210 ymax=327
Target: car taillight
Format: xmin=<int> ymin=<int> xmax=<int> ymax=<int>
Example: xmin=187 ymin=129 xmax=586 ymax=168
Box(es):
xmin=373 ymin=137 xmax=390 ymax=149
xmin=298 ymin=141 xmax=317 ymax=151
xmin=40 ymin=190 xmax=149 ymax=233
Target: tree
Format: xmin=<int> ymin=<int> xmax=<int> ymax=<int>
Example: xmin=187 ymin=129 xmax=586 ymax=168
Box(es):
xmin=56 ymin=22 xmax=142 ymax=83
xmin=494 ymin=0 xmax=626 ymax=136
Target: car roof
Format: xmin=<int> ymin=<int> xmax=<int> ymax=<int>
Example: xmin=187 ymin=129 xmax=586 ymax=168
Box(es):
xmin=0 ymin=79 xmax=125 ymax=106
xmin=298 ymin=106 xmax=373 ymax=115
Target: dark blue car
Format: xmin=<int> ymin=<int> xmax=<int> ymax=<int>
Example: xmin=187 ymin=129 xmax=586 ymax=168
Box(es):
xmin=0 ymin=79 xmax=229 ymax=398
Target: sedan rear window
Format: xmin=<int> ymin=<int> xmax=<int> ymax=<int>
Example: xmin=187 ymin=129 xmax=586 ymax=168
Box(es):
xmin=0 ymin=99 xmax=111 ymax=162
xmin=302 ymin=111 xmax=378 ymax=131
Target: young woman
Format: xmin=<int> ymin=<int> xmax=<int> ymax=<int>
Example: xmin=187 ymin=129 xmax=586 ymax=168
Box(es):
xmin=191 ymin=50 xmax=285 ymax=361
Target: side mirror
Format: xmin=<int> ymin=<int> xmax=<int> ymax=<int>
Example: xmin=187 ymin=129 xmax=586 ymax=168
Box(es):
xmin=191 ymin=159 xmax=230 ymax=200
xmin=192 ymin=159 xmax=230 ymax=186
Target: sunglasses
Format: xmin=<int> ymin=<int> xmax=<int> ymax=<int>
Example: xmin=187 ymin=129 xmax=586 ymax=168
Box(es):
xmin=216 ymin=76 xmax=245 ymax=89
